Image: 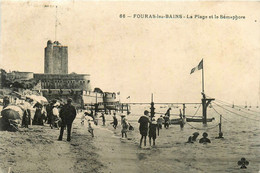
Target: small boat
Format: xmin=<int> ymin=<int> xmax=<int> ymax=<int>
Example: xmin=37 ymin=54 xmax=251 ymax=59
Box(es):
xmin=170 ymin=118 xmax=182 ymax=125
xmin=186 ymin=117 xmax=215 ymax=122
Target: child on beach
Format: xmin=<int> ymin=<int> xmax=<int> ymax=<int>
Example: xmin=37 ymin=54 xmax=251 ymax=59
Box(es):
xmin=100 ymin=113 xmax=106 ymax=126
xmin=111 ymin=113 xmax=118 ymax=129
xmin=149 ymin=118 xmax=158 ymax=146
xmin=88 ymin=120 xmax=94 ymax=137
xmin=121 ymin=117 xmax=129 ymax=138
xmin=157 ymin=115 xmax=164 ymax=136
xmin=138 ymin=110 xmax=150 ymax=147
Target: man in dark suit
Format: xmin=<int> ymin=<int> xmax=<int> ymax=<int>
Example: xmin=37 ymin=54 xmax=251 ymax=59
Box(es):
xmin=58 ymin=98 xmax=77 ymax=142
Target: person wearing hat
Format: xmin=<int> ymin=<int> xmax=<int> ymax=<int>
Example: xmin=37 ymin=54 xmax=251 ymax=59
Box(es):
xmin=138 ymin=110 xmax=150 ymax=147
xmin=149 ymin=118 xmax=158 ymax=146
xmin=32 ymin=102 xmax=44 ymax=126
xmin=58 ymin=98 xmax=77 ymax=142
xmin=199 ymin=132 xmax=211 ymax=143
xmin=52 ymin=103 xmax=60 ymax=129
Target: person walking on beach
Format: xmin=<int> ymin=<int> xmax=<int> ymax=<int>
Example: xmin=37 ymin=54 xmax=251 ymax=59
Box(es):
xmin=84 ymin=110 xmax=95 ymax=121
xmin=111 ymin=113 xmax=118 ymax=129
xmin=100 ymin=113 xmax=106 ymax=126
xmin=121 ymin=117 xmax=129 ymax=138
xmin=157 ymin=115 xmax=164 ymax=136
xmin=149 ymin=118 xmax=158 ymax=146
xmin=88 ymin=120 xmax=94 ymax=137
xmin=58 ymin=98 xmax=77 ymax=142
xmin=199 ymin=132 xmax=211 ymax=144
xmin=138 ymin=110 xmax=150 ymax=147
xmin=163 ymin=115 xmax=170 ymax=129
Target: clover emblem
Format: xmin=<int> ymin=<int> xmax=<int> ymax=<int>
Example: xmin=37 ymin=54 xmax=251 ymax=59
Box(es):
xmin=237 ymin=157 xmax=249 ymax=169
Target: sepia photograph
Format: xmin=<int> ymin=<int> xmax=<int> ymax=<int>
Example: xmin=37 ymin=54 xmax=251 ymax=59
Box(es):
xmin=0 ymin=1 xmax=259 ymax=172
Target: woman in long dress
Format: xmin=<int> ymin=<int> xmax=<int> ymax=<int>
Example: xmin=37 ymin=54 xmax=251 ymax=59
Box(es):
xmin=32 ymin=102 xmax=44 ymax=125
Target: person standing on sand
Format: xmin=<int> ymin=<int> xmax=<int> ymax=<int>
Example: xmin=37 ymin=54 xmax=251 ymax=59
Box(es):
xmin=3 ymin=96 xmax=10 ymax=109
xmin=46 ymin=100 xmax=55 ymax=128
xmin=121 ymin=117 xmax=129 ymax=138
xmin=88 ymin=120 xmax=94 ymax=137
xmin=22 ymin=109 xmax=30 ymax=128
xmin=58 ymin=98 xmax=77 ymax=142
xmin=111 ymin=113 xmax=118 ymax=129
xmin=163 ymin=115 xmax=170 ymax=129
xmin=157 ymin=115 xmax=164 ymax=136
xmin=100 ymin=113 xmax=106 ymax=126
xmin=149 ymin=118 xmax=158 ymax=146
xmin=138 ymin=110 xmax=150 ymax=147
xmin=52 ymin=103 xmax=60 ymax=129
xmin=32 ymin=102 xmax=44 ymax=125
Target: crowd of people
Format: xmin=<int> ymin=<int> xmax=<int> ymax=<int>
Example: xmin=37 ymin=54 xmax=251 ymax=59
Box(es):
xmin=1 ymin=96 xmax=224 ymax=146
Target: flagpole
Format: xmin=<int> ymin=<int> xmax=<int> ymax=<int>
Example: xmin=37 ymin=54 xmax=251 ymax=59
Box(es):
xmin=202 ymin=59 xmax=204 ymax=93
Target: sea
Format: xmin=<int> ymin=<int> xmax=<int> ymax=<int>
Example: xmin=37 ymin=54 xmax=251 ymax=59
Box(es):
xmin=92 ymin=103 xmax=260 ymax=173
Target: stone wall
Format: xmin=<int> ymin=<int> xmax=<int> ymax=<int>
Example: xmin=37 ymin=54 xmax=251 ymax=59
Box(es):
xmin=6 ymin=71 xmax=34 ymax=82
xmin=33 ymin=73 xmax=91 ymax=91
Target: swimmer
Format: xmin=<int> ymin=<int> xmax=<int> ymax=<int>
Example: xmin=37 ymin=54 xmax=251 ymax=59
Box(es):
xmin=199 ymin=132 xmax=211 ymax=143
xmin=191 ymin=132 xmax=199 ymax=141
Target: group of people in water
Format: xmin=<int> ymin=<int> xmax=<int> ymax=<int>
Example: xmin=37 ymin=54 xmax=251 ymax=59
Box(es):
xmin=80 ymin=106 xmax=225 ymax=147
xmin=137 ymin=108 xmax=225 ymax=147
xmin=186 ymin=132 xmax=211 ymax=143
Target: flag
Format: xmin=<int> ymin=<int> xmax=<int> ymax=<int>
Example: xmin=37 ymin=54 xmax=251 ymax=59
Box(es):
xmin=126 ymin=96 xmax=130 ymax=99
xmin=190 ymin=59 xmax=203 ymax=74
xmin=117 ymin=92 xmax=120 ymax=95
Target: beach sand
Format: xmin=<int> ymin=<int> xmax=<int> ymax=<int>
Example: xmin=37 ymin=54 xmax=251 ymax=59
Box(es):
xmin=0 ymin=117 xmax=103 ymax=173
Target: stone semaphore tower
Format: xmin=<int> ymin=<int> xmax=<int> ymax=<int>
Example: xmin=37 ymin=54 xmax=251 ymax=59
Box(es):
xmin=44 ymin=40 xmax=68 ymax=74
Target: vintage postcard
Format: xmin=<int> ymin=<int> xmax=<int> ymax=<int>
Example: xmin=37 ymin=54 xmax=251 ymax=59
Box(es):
xmin=0 ymin=1 xmax=259 ymax=173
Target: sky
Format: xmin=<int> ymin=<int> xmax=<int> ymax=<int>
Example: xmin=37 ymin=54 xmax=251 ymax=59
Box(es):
xmin=0 ymin=1 xmax=259 ymax=104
